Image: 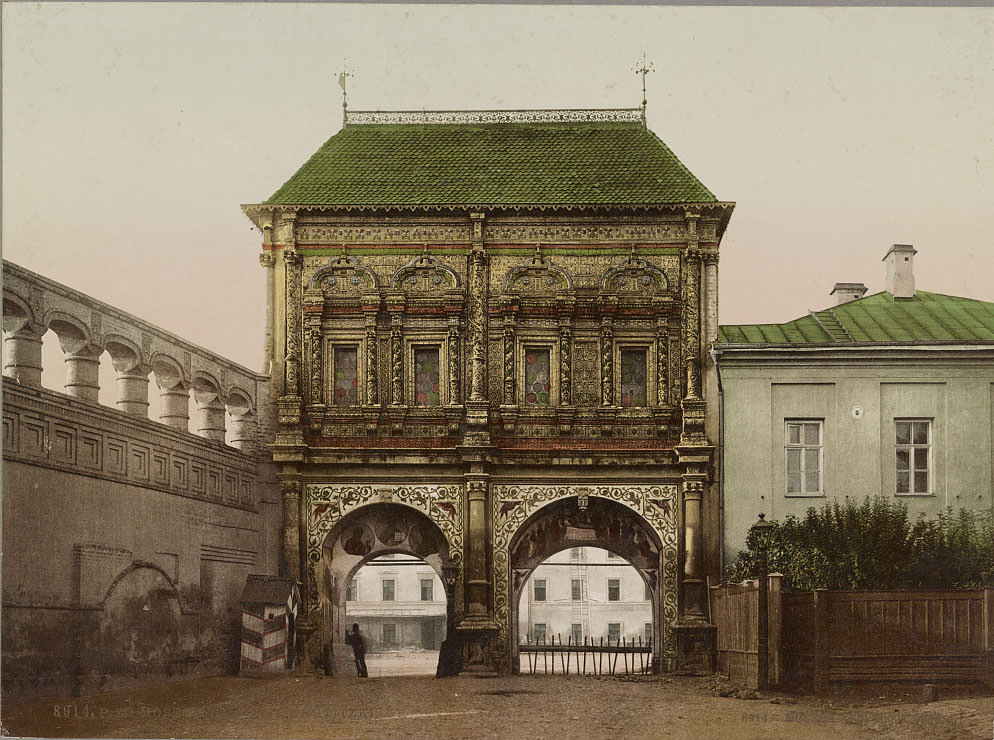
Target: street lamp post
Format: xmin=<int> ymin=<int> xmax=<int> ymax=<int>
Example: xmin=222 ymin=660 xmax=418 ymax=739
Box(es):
xmin=751 ymin=513 xmax=774 ymax=691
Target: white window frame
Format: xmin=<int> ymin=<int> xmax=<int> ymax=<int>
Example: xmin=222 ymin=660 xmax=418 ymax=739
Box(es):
xmin=571 ymin=623 xmax=583 ymax=644
xmin=895 ymin=418 xmax=933 ymax=496
xmin=571 ymin=579 xmax=581 ymax=601
xmin=784 ymin=419 xmax=824 ymax=496
xmin=382 ymin=622 xmax=397 ymax=646
xmin=533 ymin=578 xmax=547 ymax=602
xmin=607 ymin=622 xmax=622 ymax=645
xmin=607 ymin=578 xmax=621 ymax=602
xmin=381 ymin=579 xmax=396 ymax=602
xmin=346 ymin=578 xmax=357 ymax=602
xmin=420 ymin=578 xmax=434 ymax=602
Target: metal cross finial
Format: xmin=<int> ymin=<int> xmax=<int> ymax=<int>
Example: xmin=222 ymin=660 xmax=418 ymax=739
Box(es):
xmin=633 ymin=53 xmax=655 ymax=122
xmin=338 ymin=69 xmax=353 ymax=125
xmin=629 ymin=243 xmax=638 ymax=262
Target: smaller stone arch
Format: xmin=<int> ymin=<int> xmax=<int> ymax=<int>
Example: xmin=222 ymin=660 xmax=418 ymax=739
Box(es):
xmin=2 ymin=289 xmax=35 ymax=333
xmin=150 ymin=353 xmax=186 ymax=389
xmin=192 ymin=372 xmax=225 ymax=442
xmin=600 ymin=251 xmax=669 ymax=293
xmin=389 ymin=246 xmax=461 ymax=293
xmin=503 ymin=245 xmax=573 ymax=294
xmin=44 ymin=310 xmax=95 ymax=355
xmin=103 ymin=334 xmax=144 ymax=373
xmin=309 ymin=255 xmax=379 ymax=295
xmin=101 ymin=561 xmax=181 ymax=608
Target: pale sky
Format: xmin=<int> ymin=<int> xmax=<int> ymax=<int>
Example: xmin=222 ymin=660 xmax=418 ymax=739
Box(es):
xmin=4 ymin=3 xmax=994 ymax=372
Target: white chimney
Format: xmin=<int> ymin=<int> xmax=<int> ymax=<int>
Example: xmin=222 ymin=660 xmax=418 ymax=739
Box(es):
xmin=830 ymin=282 xmax=868 ymax=306
xmin=883 ymin=244 xmax=917 ymax=299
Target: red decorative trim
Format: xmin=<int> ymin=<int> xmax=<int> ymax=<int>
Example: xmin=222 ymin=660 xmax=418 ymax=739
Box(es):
xmin=497 ymin=438 xmax=677 ymax=451
xmin=306 ymin=436 xmax=459 ymax=449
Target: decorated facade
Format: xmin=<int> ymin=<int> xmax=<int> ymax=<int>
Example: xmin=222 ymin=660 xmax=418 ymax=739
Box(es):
xmin=242 ymin=108 xmax=734 ymax=674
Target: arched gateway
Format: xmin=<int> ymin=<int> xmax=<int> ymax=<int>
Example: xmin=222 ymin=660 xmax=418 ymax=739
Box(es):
xmin=249 ymin=108 xmax=732 ymax=676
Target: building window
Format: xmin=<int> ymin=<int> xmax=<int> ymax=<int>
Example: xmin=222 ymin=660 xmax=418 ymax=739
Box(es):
xmin=413 ymin=346 xmax=441 ymax=406
xmin=420 ymin=578 xmax=434 ymax=601
xmin=785 ymin=420 xmax=823 ymax=495
xmin=570 ymin=547 xmax=582 ymax=561
xmin=571 ymin=579 xmax=581 ymax=601
xmin=571 ymin=623 xmax=583 ymax=645
xmin=346 ymin=579 xmax=357 ymax=602
xmin=382 ymin=623 xmax=396 ymax=646
xmin=644 ymin=622 xmax=653 ymax=644
xmin=382 ymin=579 xmax=395 ymax=602
xmin=523 ymin=347 xmax=551 ymax=406
xmin=607 ymin=623 xmax=621 ymax=645
xmin=620 ymin=349 xmax=647 ymax=407
xmin=533 ymin=579 xmax=546 ymax=602
xmin=532 ymin=623 xmax=547 ymax=644
xmin=333 ymin=347 xmax=359 ymax=406
xmin=896 ymin=419 xmax=932 ymax=495
xmin=607 ymin=578 xmax=620 ymax=601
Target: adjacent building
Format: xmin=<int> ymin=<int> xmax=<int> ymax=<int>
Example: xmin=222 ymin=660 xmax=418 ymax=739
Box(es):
xmin=518 ymin=547 xmax=653 ymax=647
xmin=715 ymin=245 xmax=994 ymax=559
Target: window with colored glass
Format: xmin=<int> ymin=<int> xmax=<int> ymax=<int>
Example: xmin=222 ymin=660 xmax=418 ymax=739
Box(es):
xmin=414 ymin=346 xmax=441 ymax=406
xmin=333 ymin=347 xmax=359 ymax=406
xmin=620 ymin=349 xmax=647 ymax=407
xmin=523 ymin=348 xmax=551 ymax=406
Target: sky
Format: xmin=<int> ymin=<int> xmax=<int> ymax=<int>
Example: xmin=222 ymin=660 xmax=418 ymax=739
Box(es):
xmin=4 ymin=3 xmax=994 ymax=372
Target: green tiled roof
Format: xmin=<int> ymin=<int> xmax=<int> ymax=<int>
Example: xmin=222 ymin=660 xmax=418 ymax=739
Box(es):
xmin=718 ymin=291 xmax=994 ymax=344
xmin=266 ymin=121 xmax=717 ymax=206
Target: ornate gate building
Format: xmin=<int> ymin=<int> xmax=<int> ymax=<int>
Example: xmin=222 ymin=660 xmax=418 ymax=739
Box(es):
xmin=242 ymin=108 xmax=733 ymax=674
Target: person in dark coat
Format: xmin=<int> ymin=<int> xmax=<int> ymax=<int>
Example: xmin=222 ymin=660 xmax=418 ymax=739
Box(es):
xmin=345 ymin=623 xmax=368 ymax=677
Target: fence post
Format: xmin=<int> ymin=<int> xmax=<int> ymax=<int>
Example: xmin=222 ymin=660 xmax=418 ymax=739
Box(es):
xmin=768 ymin=573 xmax=783 ymax=688
xmin=984 ymin=588 xmax=993 ymax=690
xmin=813 ymin=589 xmax=830 ymax=693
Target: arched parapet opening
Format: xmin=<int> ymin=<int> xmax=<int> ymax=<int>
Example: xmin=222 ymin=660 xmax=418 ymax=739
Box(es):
xmin=151 ymin=353 xmax=191 ymax=431
xmin=2 ymin=290 xmax=44 ymax=387
xmin=492 ymin=484 xmax=679 ymax=674
xmin=304 ymin=484 xmax=465 ymax=673
xmin=224 ymin=387 xmax=255 ymax=451
xmin=45 ymin=311 xmax=103 ymax=401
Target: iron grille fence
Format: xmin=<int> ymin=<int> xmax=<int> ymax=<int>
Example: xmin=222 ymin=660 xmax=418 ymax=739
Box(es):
xmin=519 ymin=634 xmax=653 ymax=675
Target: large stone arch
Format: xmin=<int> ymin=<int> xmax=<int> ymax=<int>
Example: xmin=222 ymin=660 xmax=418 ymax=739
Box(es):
xmin=304 ymin=484 xmax=465 ymax=663
xmin=492 ymin=484 xmax=679 ymax=673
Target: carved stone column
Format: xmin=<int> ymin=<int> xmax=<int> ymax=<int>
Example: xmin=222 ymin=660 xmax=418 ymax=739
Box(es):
xmin=390 ymin=321 xmax=403 ymax=405
xmin=656 ymin=323 xmax=668 ymax=407
xmin=365 ymin=325 xmax=378 ymax=406
xmin=599 ymin=322 xmax=613 ymax=406
xmin=502 ymin=324 xmax=515 ymax=405
xmin=281 ymin=479 xmax=301 ymax=580
xmin=702 ymin=249 xmax=719 ymax=353
xmin=283 ymin=245 xmax=303 ymax=401
xmin=448 ymin=325 xmax=461 ymax=405
xmin=260 ymin=249 xmax=276 ymax=376
xmin=674 ymin=210 xmax=716 ymax=674
xmin=64 ymin=347 xmax=101 ymax=402
xmin=307 ymin=325 xmax=323 ymax=407
xmin=559 ymin=325 xmax=572 ymax=406
xmin=3 ymin=322 xmax=45 ymax=387
xmin=467 ymin=248 xmax=488 ymax=403
xmin=115 ymin=362 xmax=151 ymax=417
xmin=456 ymin=471 xmax=499 ymax=676
xmin=158 ymin=380 xmax=191 ymax=430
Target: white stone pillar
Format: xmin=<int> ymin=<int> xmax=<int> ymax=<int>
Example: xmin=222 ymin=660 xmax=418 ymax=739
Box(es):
xmin=196 ymin=394 xmax=226 ymax=442
xmin=159 ymin=382 xmax=191 ymax=430
xmin=228 ymin=412 xmax=256 ymax=452
xmin=3 ymin=324 xmax=45 ymax=387
xmin=116 ymin=365 xmax=150 ymax=416
xmin=64 ymin=347 xmax=101 ymax=402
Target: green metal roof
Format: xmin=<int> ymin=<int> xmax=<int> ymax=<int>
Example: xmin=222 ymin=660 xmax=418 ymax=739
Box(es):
xmin=718 ymin=291 xmax=994 ymax=345
xmin=266 ymin=121 xmax=717 ymax=206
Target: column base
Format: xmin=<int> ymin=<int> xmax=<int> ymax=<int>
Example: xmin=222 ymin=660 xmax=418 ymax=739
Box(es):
xmin=455 ymin=616 xmax=500 ymax=677
xmin=672 ymin=620 xmax=716 ymax=676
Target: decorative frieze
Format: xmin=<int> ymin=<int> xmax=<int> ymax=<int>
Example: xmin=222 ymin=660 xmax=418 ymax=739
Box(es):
xmin=296 ymin=225 xmax=472 ymax=245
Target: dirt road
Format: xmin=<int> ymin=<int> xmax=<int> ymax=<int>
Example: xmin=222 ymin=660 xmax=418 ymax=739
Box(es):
xmin=3 ymin=670 xmax=991 ymax=740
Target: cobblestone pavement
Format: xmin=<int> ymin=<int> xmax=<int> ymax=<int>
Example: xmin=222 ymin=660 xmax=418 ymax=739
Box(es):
xmin=3 ymin=672 xmax=991 ymax=740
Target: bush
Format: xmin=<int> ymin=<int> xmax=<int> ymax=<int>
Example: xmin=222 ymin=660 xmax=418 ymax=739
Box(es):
xmin=725 ymin=498 xmax=994 ymax=591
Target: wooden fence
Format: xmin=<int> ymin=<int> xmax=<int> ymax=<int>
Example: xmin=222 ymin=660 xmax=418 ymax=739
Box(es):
xmin=711 ymin=584 xmax=994 ymax=691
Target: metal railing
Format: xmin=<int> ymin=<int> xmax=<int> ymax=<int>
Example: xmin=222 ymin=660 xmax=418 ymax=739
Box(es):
xmin=519 ymin=635 xmax=653 ymax=676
